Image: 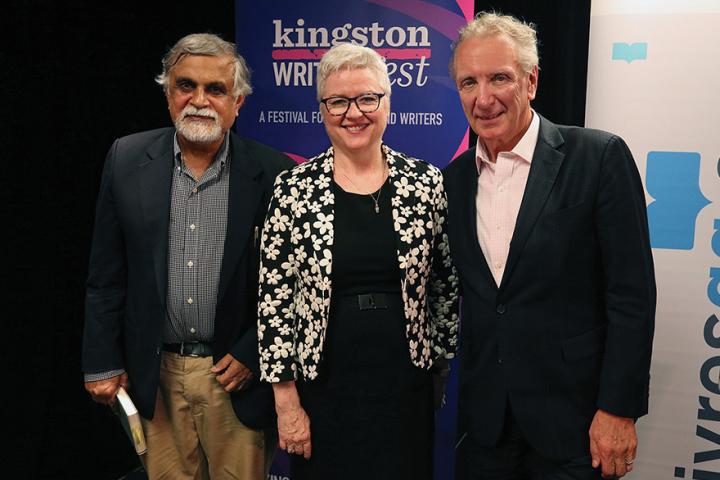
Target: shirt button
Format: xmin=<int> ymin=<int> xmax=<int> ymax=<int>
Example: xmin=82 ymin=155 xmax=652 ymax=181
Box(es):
xmin=192 ymin=188 xmax=198 ymax=194
xmin=187 ymin=260 xmax=194 ymax=268
xmin=495 ymin=262 xmax=502 ymax=269
xmin=498 ymin=186 xmax=504 ymax=192
xmin=190 ymin=327 xmax=196 ymax=334
xmin=187 ymin=297 xmax=193 ymax=304
xmin=190 ymin=224 xmax=196 ymax=231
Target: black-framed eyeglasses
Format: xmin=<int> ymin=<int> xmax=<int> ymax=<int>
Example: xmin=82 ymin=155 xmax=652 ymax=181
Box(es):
xmin=319 ymin=93 xmax=386 ymax=116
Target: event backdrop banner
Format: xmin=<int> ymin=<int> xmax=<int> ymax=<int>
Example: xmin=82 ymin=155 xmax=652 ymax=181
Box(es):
xmin=586 ymin=1 xmax=720 ymax=479
xmin=235 ymin=1 xmax=472 ymax=479
xmin=235 ymin=0 xmax=471 ymax=166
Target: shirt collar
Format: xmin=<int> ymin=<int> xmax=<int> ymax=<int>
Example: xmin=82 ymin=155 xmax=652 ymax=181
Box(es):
xmin=475 ymin=110 xmax=540 ymax=173
xmin=173 ymin=132 xmax=231 ymax=169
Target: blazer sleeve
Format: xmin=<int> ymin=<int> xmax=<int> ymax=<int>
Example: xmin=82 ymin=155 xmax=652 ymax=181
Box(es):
xmin=82 ymin=140 xmax=127 ymax=375
xmin=427 ymin=169 xmax=460 ymax=361
xmin=257 ymin=172 xmax=299 ymax=383
xmin=594 ymin=135 xmax=656 ymax=418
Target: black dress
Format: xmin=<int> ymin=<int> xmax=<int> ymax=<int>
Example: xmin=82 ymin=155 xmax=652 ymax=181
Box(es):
xmin=291 ymin=178 xmax=433 ymax=480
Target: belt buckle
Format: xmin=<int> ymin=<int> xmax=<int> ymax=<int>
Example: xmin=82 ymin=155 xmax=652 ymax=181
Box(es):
xmin=179 ymin=342 xmax=199 ymax=357
xmin=358 ymin=293 xmax=388 ymax=310
xmin=358 ymin=294 xmax=373 ymax=310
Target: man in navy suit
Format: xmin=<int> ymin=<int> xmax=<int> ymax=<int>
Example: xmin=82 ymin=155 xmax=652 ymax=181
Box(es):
xmin=82 ymin=34 xmax=293 ymax=479
xmin=443 ymin=12 xmax=655 ymax=480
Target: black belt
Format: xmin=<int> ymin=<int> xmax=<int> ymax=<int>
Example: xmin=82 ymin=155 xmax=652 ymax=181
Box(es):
xmin=162 ymin=342 xmax=213 ymax=357
xmin=357 ymin=293 xmax=390 ymax=310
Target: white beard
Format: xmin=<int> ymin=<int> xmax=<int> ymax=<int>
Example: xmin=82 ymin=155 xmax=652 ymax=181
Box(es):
xmin=175 ymin=106 xmax=223 ymax=144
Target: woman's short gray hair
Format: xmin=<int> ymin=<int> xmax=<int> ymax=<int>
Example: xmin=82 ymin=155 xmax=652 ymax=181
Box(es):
xmin=316 ymin=43 xmax=391 ymax=101
xmin=450 ymin=11 xmax=539 ymax=78
xmin=155 ymin=33 xmax=253 ymax=97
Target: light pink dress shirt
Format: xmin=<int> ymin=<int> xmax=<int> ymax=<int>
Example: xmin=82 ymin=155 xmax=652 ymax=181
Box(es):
xmin=476 ymin=112 xmax=540 ymax=286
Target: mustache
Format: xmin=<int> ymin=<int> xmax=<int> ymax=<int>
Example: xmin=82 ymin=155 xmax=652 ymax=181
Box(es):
xmin=179 ymin=106 xmax=219 ymax=121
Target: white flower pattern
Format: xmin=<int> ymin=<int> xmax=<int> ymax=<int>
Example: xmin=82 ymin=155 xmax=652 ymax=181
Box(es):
xmin=257 ymin=145 xmax=460 ymax=383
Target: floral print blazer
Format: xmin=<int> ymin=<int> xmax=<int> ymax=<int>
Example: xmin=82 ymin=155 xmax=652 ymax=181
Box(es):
xmin=257 ymin=145 xmax=459 ymax=383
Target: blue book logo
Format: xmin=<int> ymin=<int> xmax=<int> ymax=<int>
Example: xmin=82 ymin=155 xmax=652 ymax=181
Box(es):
xmin=646 ymin=151 xmax=710 ymax=250
xmin=612 ymin=42 xmax=648 ymax=62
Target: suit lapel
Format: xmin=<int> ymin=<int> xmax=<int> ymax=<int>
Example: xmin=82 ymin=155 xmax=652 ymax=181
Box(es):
xmin=500 ymin=117 xmax=565 ymax=290
xmin=139 ymin=131 xmax=175 ymax=309
xmin=452 ymin=152 xmax=496 ymax=290
xmin=217 ymin=133 xmax=263 ymax=303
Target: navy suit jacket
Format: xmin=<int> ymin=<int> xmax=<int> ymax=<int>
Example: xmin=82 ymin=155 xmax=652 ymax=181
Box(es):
xmin=443 ymin=116 xmax=656 ymax=460
xmin=82 ymin=127 xmax=294 ymax=428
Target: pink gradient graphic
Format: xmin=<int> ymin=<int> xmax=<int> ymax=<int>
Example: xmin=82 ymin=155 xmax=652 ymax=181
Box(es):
xmin=456 ymin=0 xmax=473 ymax=22
xmin=272 ymin=48 xmax=431 ymax=60
xmin=366 ymin=0 xmax=467 ymax=39
xmin=375 ymin=48 xmax=431 ymax=59
xmin=285 ymin=152 xmax=308 ymax=164
xmin=450 ymin=127 xmax=470 ymax=161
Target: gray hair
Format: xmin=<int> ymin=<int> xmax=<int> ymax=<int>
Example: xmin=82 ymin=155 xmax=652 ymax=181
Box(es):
xmin=450 ymin=11 xmax=539 ymax=78
xmin=155 ymin=33 xmax=253 ymax=97
xmin=316 ymin=43 xmax=391 ymax=101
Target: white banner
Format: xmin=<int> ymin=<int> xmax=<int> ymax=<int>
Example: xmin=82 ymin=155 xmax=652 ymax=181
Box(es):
xmin=586 ymin=1 xmax=720 ymax=479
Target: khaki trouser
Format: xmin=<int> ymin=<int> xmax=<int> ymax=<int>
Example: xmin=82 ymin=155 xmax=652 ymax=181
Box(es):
xmin=140 ymin=352 xmax=275 ymax=480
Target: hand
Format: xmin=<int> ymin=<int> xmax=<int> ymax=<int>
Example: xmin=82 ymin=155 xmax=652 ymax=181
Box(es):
xmin=211 ymin=354 xmax=253 ymax=392
xmin=273 ymin=381 xmax=312 ymax=459
xmin=589 ymin=409 xmax=638 ymax=478
xmin=277 ymin=402 xmax=312 ymax=459
xmin=85 ymin=373 xmax=128 ymax=406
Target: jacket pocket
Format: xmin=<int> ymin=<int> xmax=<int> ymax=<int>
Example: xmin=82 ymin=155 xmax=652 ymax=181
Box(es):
xmin=543 ymin=201 xmax=588 ymax=220
xmin=561 ymin=324 xmax=607 ymax=362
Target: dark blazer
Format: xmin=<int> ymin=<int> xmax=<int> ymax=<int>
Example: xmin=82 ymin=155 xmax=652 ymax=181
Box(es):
xmin=443 ymin=115 xmax=656 ymax=460
xmin=82 ymin=127 xmax=294 ymax=429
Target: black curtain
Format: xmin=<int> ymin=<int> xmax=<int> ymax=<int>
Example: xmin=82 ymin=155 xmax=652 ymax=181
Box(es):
xmin=474 ymin=0 xmax=591 ymax=127
xmin=6 ymin=1 xmax=588 ymax=478
xmin=6 ymin=2 xmax=233 ymax=478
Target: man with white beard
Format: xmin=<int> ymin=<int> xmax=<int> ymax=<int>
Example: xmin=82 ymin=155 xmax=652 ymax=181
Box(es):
xmin=82 ymin=34 xmax=294 ymax=479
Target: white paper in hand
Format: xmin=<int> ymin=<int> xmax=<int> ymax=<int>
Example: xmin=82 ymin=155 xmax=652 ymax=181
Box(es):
xmin=115 ymin=387 xmax=147 ymax=456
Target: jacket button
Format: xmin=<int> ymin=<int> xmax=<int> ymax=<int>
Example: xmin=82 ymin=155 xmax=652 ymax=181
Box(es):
xmin=496 ymin=304 xmax=506 ymax=314
xmin=156 ymin=347 xmax=161 ymax=356
xmin=498 ymin=357 xmax=503 ymax=364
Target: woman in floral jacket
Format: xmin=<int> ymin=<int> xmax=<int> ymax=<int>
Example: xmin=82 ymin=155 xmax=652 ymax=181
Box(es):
xmin=257 ymin=43 xmax=459 ymax=480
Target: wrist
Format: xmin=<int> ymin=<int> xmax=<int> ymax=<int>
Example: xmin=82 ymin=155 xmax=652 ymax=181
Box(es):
xmin=273 ymin=381 xmax=301 ymax=409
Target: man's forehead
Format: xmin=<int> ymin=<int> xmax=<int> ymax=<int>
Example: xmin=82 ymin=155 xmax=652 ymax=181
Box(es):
xmin=456 ymin=34 xmax=520 ymax=71
xmin=171 ymin=54 xmax=235 ymax=77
